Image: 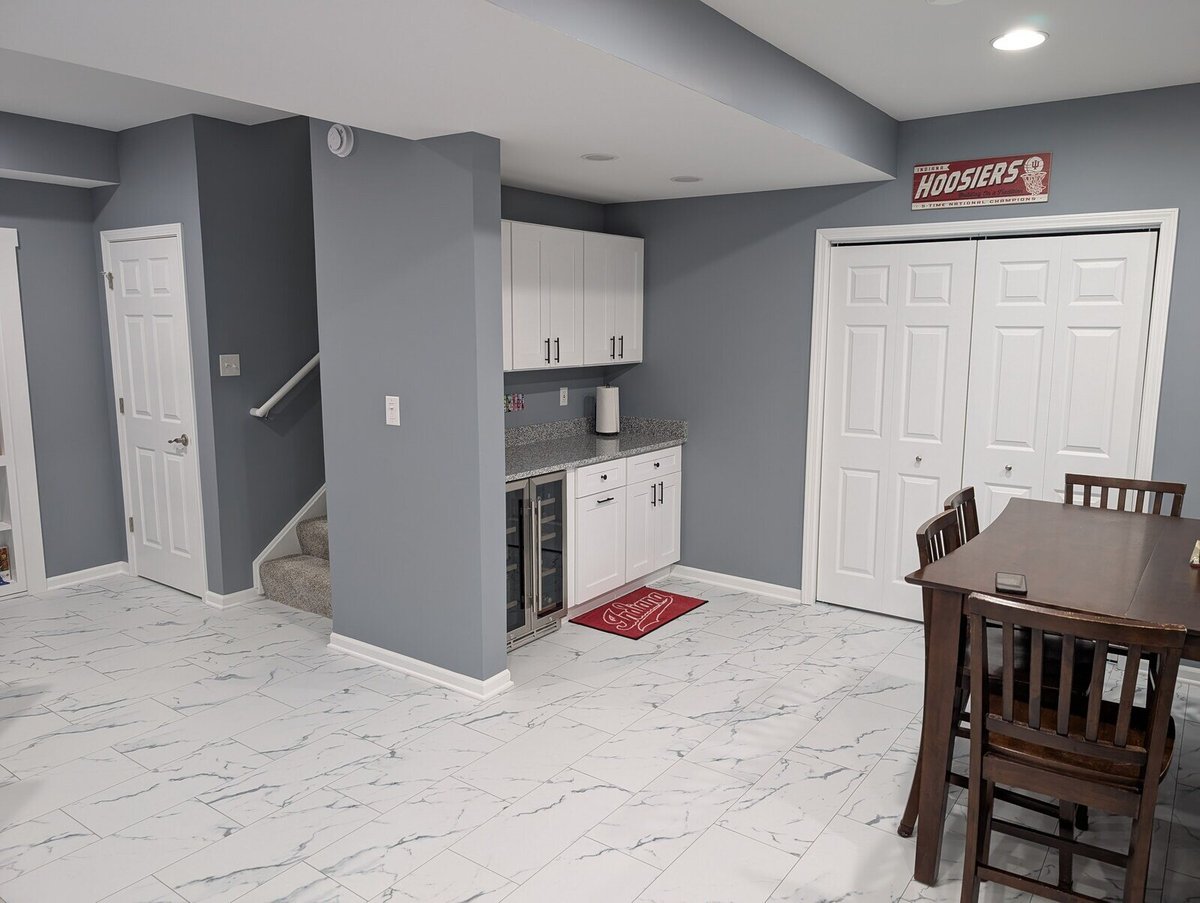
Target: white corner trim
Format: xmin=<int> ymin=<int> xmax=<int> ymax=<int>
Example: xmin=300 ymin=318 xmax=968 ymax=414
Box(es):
xmin=204 ymin=587 xmax=264 ymax=610
xmin=670 ymin=565 xmax=805 ymax=605
xmin=329 ymin=632 xmax=513 ymax=701
xmin=45 ymin=561 xmax=129 ymax=591
xmin=252 ymin=484 xmax=327 ymax=593
xmin=802 ymin=207 xmax=1179 ymax=609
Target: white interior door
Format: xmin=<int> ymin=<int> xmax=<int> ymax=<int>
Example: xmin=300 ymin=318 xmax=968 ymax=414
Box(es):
xmin=816 ymin=240 xmax=977 ymax=619
xmin=1043 ymin=232 xmax=1158 ymax=501
xmin=962 ymin=232 xmax=1157 ymax=523
xmin=105 ymin=231 xmax=206 ymax=597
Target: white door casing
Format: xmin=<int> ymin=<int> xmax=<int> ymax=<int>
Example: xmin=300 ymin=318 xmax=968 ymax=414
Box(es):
xmin=804 ymin=210 xmax=1178 ymax=611
xmin=102 ymin=226 xmax=207 ymax=597
xmin=816 ymin=241 xmax=977 ymax=620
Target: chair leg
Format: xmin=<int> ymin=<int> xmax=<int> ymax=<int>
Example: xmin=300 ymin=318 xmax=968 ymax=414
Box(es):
xmin=898 ymin=744 xmax=921 ymax=838
xmin=1124 ymin=813 xmax=1154 ymax=903
xmin=1058 ymin=800 xmax=1076 ymax=891
xmin=960 ymin=778 xmax=989 ymax=903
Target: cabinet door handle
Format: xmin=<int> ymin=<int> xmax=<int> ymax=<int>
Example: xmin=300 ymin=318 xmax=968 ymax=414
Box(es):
xmin=611 ymin=336 xmax=616 ymax=360
xmin=619 ymin=335 xmax=624 ymax=359
xmin=658 ymin=481 xmax=664 ymax=504
xmin=544 ymin=338 xmax=551 ymax=364
xmin=555 ymin=337 xmax=560 ymax=363
xmin=651 ymin=483 xmax=657 ymax=507
xmin=596 ymin=496 xmax=615 ymax=504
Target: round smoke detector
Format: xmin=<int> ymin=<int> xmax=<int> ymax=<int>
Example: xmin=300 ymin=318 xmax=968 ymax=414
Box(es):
xmin=327 ymin=124 xmax=355 ymax=158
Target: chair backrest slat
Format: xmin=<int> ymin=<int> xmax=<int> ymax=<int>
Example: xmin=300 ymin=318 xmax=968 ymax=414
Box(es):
xmin=1065 ymin=473 xmax=1186 ymax=518
xmin=916 ymin=509 xmax=962 ymax=569
xmin=967 ymin=594 xmax=1184 ymax=786
xmin=943 ymin=486 xmax=980 ymax=545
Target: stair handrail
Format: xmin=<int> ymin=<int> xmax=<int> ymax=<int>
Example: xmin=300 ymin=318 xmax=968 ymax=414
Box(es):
xmin=250 ymin=353 xmax=319 ymax=419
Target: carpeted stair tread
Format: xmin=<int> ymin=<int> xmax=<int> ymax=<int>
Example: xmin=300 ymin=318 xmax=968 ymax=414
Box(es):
xmin=297 ymin=516 xmax=329 ymax=560
xmin=260 ymin=554 xmax=331 ymax=618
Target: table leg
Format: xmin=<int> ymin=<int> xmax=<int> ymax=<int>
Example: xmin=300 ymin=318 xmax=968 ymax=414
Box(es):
xmin=913 ymin=589 xmax=965 ymax=885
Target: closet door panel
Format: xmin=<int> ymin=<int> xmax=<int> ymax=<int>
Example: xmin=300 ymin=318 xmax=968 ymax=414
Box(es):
xmin=962 ymin=237 xmax=1062 ymax=527
xmin=1044 ymin=232 xmax=1157 ymax=501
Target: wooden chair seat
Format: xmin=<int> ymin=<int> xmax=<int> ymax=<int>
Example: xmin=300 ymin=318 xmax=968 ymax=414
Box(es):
xmin=984 ymin=690 xmax=1176 ymax=787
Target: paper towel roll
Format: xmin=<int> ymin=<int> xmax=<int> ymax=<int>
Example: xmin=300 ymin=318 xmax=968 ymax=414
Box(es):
xmin=596 ymin=386 xmax=620 ymax=435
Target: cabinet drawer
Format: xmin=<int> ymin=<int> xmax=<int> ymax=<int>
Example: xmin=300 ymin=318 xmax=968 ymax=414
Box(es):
xmin=577 ymin=458 xmax=627 ymax=497
xmin=627 ymin=446 xmax=681 ymax=484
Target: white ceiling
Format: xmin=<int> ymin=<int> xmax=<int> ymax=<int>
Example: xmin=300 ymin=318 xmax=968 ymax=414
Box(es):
xmin=0 ymin=0 xmax=888 ymax=202
xmin=701 ymin=0 xmax=1200 ymax=120
xmin=0 ymin=50 xmax=289 ymax=130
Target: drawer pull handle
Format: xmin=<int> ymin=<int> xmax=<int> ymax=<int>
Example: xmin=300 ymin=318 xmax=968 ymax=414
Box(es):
xmin=600 ymin=474 xmax=608 ymax=481
xmin=654 ymin=462 xmax=661 ymax=468
xmin=596 ymin=497 xmax=615 ymax=504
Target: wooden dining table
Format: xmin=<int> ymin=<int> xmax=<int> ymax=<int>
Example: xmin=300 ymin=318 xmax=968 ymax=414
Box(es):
xmin=904 ymin=497 xmax=1200 ymax=885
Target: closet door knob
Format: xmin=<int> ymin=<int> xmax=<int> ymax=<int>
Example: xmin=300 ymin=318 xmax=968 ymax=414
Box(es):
xmin=914 ymin=456 xmax=922 ymax=464
xmin=1005 ymin=464 xmax=1013 ymax=473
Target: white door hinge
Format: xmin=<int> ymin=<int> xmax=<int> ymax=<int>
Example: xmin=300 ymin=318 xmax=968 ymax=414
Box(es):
xmin=118 ymin=397 xmax=125 ymax=414
xmin=128 ymin=516 xmax=134 ymax=534
xmin=103 ymin=271 xmax=114 ymax=290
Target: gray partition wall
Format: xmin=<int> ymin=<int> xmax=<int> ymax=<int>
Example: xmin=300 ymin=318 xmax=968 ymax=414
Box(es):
xmin=309 ymin=122 xmax=507 ymax=682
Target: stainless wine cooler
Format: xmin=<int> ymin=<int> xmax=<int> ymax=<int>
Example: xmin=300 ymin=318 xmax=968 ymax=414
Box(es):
xmin=505 ymin=471 xmax=567 ymax=649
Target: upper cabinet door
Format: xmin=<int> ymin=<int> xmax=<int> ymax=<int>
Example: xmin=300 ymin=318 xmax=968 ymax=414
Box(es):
xmin=584 ymin=233 xmax=644 ymax=365
xmin=510 ymin=222 xmax=584 ymax=370
xmin=501 ymin=221 xmax=513 ymax=372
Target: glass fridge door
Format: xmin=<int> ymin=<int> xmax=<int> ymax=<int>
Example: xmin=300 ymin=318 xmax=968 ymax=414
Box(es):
xmin=532 ymin=473 xmax=566 ymax=619
xmin=505 ymin=482 xmax=530 ymax=637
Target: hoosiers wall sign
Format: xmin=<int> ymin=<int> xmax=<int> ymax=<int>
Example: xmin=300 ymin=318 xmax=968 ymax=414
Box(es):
xmin=911 ymin=152 xmax=1051 ymax=210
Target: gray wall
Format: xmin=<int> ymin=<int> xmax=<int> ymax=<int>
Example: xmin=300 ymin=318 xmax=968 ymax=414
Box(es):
xmin=0 ymin=179 xmax=125 ymax=575
xmin=0 ymin=111 xmax=118 ymax=186
xmin=193 ymin=116 xmax=323 ymax=593
xmin=500 ymin=186 xmax=633 ymax=427
xmin=91 ymin=116 xmax=223 ymax=588
xmin=310 ymin=122 xmax=507 ymax=681
xmin=606 ymin=83 xmax=1200 ymax=591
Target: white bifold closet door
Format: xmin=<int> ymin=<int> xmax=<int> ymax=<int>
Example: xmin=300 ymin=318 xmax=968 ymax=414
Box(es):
xmin=817 ymin=241 xmax=978 ymax=620
xmin=963 ymin=232 xmax=1158 ymax=526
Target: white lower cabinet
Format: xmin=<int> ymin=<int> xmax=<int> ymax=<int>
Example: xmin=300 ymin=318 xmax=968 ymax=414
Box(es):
xmin=572 ymin=446 xmax=682 ymax=605
xmin=575 ymin=487 xmax=627 ymax=599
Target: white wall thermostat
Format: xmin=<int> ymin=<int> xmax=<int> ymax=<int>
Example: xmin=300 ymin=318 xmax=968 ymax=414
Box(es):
xmin=327 ymin=124 xmax=355 ymax=158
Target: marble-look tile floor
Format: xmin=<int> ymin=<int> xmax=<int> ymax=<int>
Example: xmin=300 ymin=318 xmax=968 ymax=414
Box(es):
xmin=1 ymin=573 xmax=1199 ymax=902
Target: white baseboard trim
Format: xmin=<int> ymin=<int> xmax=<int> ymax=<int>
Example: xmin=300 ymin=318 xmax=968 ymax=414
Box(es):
xmin=252 ymin=484 xmax=327 ymax=593
xmin=204 ymin=587 xmax=264 ymax=610
xmin=45 ymin=561 xmax=129 ymax=590
xmin=329 ymin=632 xmax=513 ymax=701
xmin=1178 ymin=664 xmax=1200 ymax=686
xmin=669 ymin=565 xmax=806 ymax=605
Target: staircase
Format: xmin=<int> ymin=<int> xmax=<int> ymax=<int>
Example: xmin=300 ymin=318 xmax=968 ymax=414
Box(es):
xmin=260 ymin=516 xmax=332 ymax=618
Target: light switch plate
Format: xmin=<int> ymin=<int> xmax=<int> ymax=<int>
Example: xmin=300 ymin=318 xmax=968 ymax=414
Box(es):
xmin=559 ymin=387 xmax=569 ymax=406
xmin=219 ymin=354 xmax=241 ymax=377
xmin=385 ymin=395 xmax=400 ymax=426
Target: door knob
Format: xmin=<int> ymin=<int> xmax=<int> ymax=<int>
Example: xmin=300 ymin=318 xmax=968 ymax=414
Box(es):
xmin=914 ymin=456 xmax=922 ymax=464
xmin=168 ymin=434 xmax=190 ymax=449
xmin=1005 ymin=464 xmax=1013 ymax=473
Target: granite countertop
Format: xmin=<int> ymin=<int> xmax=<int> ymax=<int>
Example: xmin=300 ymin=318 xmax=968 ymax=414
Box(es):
xmin=505 ymin=416 xmax=687 ymax=481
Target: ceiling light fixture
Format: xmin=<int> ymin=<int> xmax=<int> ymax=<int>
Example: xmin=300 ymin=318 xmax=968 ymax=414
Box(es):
xmin=580 ymin=153 xmax=618 ymax=162
xmin=670 ymin=175 xmax=702 ymax=183
xmin=991 ymin=28 xmax=1047 ymax=51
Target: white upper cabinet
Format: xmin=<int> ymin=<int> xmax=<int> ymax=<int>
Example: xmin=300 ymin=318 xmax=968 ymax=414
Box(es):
xmin=509 ymin=222 xmax=585 ymax=370
xmin=503 ymin=221 xmax=643 ymax=372
xmin=583 ymin=232 xmax=644 ymax=365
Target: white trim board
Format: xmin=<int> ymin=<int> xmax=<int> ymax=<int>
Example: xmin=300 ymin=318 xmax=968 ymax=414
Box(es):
xmin=0 ymin=228 xmax=48 ymax=596
xmin=100 ymin=224 xmax=210 ymax=600
xmin=802 ymin=208 xmax=1180 ymax=608
xmin=204 ymin=587 xmax=263 ymax=610
xmin=252 ymin=484 xmax=326 ymax=593
xmin=329 ymin=633 xmax=513 ymax=701
xmin=670 ymin=565 xmax=805 ymax=605
xmin=45 ymin=562 xmax=129 ymax=591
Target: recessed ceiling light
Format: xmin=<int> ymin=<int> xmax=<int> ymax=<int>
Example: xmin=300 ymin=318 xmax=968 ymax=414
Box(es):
xmin=580 ymin=153 xmax=617 ymax=162
xmin=669 ymin=175 xmax=702 ymax=183
xmin=991 ymin=28 xmax=1047 ymax=51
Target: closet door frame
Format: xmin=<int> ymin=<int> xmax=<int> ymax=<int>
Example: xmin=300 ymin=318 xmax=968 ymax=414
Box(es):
xmin=802 ymin=208 xmax=1179 ymax=609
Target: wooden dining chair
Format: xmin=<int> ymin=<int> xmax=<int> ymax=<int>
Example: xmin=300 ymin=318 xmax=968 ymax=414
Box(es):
xmin=899 ymin=510 xmax=1094 ymax=840
xmin=1065 ymin=474 xmax=1186 ymax=517
xmin=943 ymin=486 xmax=980 ymax=545
xmin=960 ymin=593 xmax=1184 ymax=903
